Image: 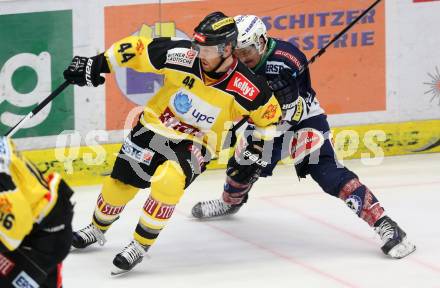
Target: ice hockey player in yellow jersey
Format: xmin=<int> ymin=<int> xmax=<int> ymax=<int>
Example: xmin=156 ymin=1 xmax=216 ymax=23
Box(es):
xmin=63 ymin=11 xmax=282 ymax=274
xmin=0 ymin=137 xmax=74 ymax=287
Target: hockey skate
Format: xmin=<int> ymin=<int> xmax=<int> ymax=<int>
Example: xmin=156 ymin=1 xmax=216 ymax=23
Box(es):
xmin=71 ymin=223 xmax=106 ymax=249
xmin=374 ymin=216 xmax=416 ymax=259
xmin=111 ymin=240 xmax=148 ymax=276
xmin=192 ymin=199 xmax=242 ymax=219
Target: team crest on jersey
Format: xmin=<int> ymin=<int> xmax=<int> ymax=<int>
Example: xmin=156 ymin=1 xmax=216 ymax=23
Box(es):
xmin=165 ymin=48 xmax=198 ymax=68
xmin=135 ymin=39 xmax=145 ymax=55
xmin=265 ymin=61 xmax=290 ymax=75
xmin=290 ymin=128 xmax=325 ymax=164
xmin=226 ymin=72 xmax=260 ymax=101
xmin=262 ymin=104 xmax=278 ymax=120
xmin=170 ymin=89 xmax=221 ymax=130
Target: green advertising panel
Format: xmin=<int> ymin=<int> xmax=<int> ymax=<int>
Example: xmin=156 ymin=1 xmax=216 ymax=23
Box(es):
xmin=0 ymin=10 xmax=73 ymax=138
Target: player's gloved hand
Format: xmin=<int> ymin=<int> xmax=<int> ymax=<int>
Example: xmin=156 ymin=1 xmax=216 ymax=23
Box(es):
xmin=227 ymin=142 xmax=267 ymax=185
xmin=270 ymin=68 xmax=299 ymax=111
xmin=63 ymin=54 xmax=107 ymax=87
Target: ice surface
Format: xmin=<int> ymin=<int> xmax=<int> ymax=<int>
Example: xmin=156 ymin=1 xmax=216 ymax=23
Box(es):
xmin=64 ymin=153 xmax=440 ymax=288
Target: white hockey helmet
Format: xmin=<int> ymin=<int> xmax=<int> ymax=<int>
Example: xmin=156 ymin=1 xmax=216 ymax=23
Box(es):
xmin=233 ymin=15 xmax=268 ymax=54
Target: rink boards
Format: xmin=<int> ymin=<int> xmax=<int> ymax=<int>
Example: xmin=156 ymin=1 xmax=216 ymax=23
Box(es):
xmin=22 ymin=119 xmax=440 ymax=186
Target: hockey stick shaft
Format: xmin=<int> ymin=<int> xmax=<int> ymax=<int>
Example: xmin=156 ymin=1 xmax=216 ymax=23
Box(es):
xmin=5 ymin=80 xmax=70 ymax=137
xmin=304 ymin=0 xmax=382 ymax=71
xmin=229 ymin=0 xmax=383 ymax=141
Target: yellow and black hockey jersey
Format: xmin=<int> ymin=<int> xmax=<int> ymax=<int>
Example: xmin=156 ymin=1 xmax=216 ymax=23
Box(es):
xmin=105 ymin=36 xmax=282 ymax=154
xmin=0 ymin=137 xmax=61 ymax=251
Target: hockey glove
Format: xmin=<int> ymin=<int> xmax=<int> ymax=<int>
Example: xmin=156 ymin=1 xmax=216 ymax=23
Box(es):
xmin=227 ymin=142 xmax=267 ymax=185
xmin=270 ymin=68 xmax=299 ymax=111
xmin=63 ymin=54 xmax=107 ymax=87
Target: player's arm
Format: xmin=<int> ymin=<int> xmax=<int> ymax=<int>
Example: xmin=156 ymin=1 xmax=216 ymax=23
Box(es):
xmin=63 ymin=36 xmax=182 ymax=87
xmin=0 ymin=139 xmax=33 ymax=252
xmin=270 ymin=68 xmax=306 ymax=124
xmin=227 ymin=89 xmax=282 ymax=185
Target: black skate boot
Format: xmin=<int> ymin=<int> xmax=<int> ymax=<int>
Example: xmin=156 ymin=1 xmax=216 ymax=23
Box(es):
xmin=191 ymin=199 xmax=243 ymax=219
xmin=111 ymin=240 xmax=147 ymax=276
xmin=374 ymin=216 xmax=416 ymax=259
xmin=72 ymin=223 xmax=106 ymax=249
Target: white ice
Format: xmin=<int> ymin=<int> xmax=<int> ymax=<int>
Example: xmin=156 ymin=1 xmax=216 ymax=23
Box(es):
xmin=64 ymin=153 xmax=440 ymax=288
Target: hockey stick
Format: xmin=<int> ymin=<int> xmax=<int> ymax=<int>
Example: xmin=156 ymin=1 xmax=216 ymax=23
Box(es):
xmin=5 ymin=80 xmax=70 ymax=137
xmin=227 ymin=0 xmax=383 ymax=146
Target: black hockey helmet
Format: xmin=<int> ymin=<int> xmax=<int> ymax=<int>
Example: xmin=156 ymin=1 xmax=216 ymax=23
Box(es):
xmin=193 ymin=11 xmax=238 ymax=47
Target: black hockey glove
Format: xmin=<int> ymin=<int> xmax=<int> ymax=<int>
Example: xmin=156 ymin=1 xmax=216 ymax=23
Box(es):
xmin=227 ymin=142 xmax=267 ymax=185
xmin=270 ymin=68 xmax=299 ymax=111
xmin=63 ymin=54 xmax=108 ymax=87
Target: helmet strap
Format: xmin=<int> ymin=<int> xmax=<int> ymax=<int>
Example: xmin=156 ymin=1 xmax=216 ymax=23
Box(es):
xmin=213 ymin=55 xmax=227 ymax=73
xmin=213 ymin=43 xmax=232 ymax=72
xmin=258 ymin=36 xmax=268 ymax=55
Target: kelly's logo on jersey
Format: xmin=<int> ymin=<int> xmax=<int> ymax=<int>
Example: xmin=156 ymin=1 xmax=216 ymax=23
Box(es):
xmin=226 ymin=72 xmax=260 ymax=101
xmin=170 ymin=89 xmax=220 ymax=130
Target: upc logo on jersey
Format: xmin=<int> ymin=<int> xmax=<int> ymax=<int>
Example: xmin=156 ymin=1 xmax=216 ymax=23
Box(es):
xmin=12 ymin=271 xmax=39 ymax=288
xmin=174 ymin=92 xmax=193 ymax=114
xmin=170 ymin=89 xmax=220 ymax=130
xmin=265 ymin=61 xmax=290 ymax=75
xmin=165 ymin=48 xmax=198 ymax=68
xmin=122 ymin=138 xmax=155 ymax=165
xmin=226 ymin=72 xmax=260 ymax=101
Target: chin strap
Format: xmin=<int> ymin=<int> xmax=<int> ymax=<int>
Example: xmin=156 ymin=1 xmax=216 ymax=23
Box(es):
xmin=212 ymin=55 xmax=227 ymax=73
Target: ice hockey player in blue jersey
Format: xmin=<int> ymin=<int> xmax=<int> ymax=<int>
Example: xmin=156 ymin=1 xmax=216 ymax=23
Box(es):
xmin=191 ymin=15 xmax=416 ymax=259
